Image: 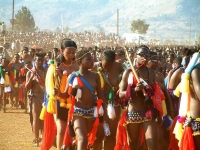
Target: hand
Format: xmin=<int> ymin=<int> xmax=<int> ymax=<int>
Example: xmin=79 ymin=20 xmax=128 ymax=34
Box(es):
xmin=134 ymin=82 xmax=144 ymax=92
xmin=55 ymin=67 xmax=62 ymax=76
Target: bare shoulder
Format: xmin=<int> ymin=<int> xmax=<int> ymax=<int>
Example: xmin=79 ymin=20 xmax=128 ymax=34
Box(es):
xmin=122 ymin=68 xmax=132 ymax=79
xmin=90 ymin=71 xmax=99 ymax=78
xmin=72 ymin=61 xmax=79 ymax=70
xmin=114 ymin=61 xmax=122 ymax=67
xmin=148 ymin=68 xmax=156 ymax=77
xmin=191 ymin=67 xmax=200 ymax=79
xmin=114 ymin=61 xmax=124 ymax=71
xmin=155 ymin=71 xmax=164 ymax=79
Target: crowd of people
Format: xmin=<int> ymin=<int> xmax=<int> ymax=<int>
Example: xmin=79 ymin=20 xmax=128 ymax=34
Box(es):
xmin=1 ymin=31 xmax=126 ymax=54
xmin=0 ymin=33 xmax=200 ymax=150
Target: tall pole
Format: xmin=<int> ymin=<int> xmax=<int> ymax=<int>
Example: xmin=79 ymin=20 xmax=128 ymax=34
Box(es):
xmin=189 ymin=19 xmax=191 ymax=45
xmin=12 ymin=0 xmax=14 ymax=32
xmin=117 ymin=9 xmax=119 ymax=36
xmin=61 ymin=14 xmax=63 ymax=33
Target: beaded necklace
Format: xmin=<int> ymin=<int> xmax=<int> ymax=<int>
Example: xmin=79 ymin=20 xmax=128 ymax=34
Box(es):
xmin=62 ymin=61 xmax=73 ymax=67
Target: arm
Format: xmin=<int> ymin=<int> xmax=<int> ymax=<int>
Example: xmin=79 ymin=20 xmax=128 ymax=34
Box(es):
xmin=96 ymin=73 xmax=105 ymax=101
xmin=119 ymin=69 xmax=130 ymax=98
xmin=191 ymin=68 xmax=200 ymax=100
xmin=160 ymin=73 xmax=176 ymax=118
xmin=25 ymin=71 xmax=34 ymax=91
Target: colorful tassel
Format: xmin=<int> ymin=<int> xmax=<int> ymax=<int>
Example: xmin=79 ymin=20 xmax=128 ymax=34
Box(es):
xmin=87 ymin=99 xmax=103 ymax=148
xmin=173 ymin=121 xmax=184 ymax=141
xmin=62 ymin=123 xmax=72 ymax=149
xmin=174 ymin=84 xmax=180 ymax=97
xmin=98 ymin=105 xmax=104 ymax=116
xmin=41 ymin=111 xmax=57 ymax=150
xmin=162 ymin=100 xmax=167 ymax=115
xmin=0 ymin=77 xmax=5 ymax=85
xmin=114 ymin=110 xmax=130 ymax=150
xmin=5 ymin=72 xmax=10 ymax=86
xmin=179 ymin=127 xmax=195 ymax=150
xmin=107 ymin=103 xmax=116 ymax=119
xmin=14 ymin=81 xmax=18 ymax=88
xmin=97 ymin=71 xmax=104 ymax=88
xmin=76 ymin=88 xmax=82 ymax=99
xmin=45 ymin=60 xmax=56 ymax=114
xmin=39 ymin=106 xmax=46 ymax=120
xmin=168 ymin=116 xmax=179 ymax=150
xmin=87 ymin=118 xmax=99 ymax=148
xmin=6 ymin=86 xmax=11 ymax=92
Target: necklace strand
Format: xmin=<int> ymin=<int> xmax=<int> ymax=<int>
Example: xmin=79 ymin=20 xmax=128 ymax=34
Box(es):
xmin=62 ymin=61 xmax=72 ymax=67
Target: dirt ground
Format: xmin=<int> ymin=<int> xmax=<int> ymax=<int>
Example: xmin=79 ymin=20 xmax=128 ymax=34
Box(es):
xmin=0 ymin=107 xmax=57 ymax=150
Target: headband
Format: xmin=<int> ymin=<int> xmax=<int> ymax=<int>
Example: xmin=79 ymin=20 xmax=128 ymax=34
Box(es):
xmin=76 ymin=52 xmax=90 ymax=61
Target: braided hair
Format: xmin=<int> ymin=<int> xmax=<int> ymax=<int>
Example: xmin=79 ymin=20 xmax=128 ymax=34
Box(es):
xmin=75 ymin=50 xmax=90 ymax=65
xmin=102 ymin=50 xmax=116 ymax=62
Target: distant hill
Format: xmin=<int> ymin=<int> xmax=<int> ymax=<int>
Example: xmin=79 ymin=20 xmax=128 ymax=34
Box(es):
xmin=1 ymin=0 xmax=200 ymax=44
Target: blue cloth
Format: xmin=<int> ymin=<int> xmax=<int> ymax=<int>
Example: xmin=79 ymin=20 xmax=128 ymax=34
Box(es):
xmin=193 ymin=63 xmax=200 ymax=69
xmin=80 ymin=76 xmax=97 ymax=100
xmin=164 ymin=77 xmax=168 ymax=87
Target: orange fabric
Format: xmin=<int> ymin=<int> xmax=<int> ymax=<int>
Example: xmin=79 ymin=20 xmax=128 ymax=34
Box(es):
xmin=115 ymin=110 xmax=131 ymax=150
xmin=87 ymin=99 xmax=103 ymax=148
xmin=59 ymin=73 xmax=72 ymax=105
xmin=168 ymin=116 xmax=179 ymax=150
xmin=77 ymin=76 xmax=83 ymax=87
xmin=179 ymin=126 xmax=195 ymax=150
xmin=68 ymin=96 xmax=75 ymax=121
xmin=62 ymin=123 xmax=72 ymax=148
xmin=41 ymin=111 xmax=57 ymax=150
xmin=87 ymin=118 xmax=99 ymax=148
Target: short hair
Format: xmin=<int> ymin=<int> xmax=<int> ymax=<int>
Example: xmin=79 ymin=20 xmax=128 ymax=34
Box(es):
xmin=174 ymin=57 xmax=182 ymax=65
xmin=34 ymin=52 xmax=46 ymax=59
xmin=102 ymin=50 xmax=116 ymax=62
xmin=136 ymin=45 xmax=150 ymax=53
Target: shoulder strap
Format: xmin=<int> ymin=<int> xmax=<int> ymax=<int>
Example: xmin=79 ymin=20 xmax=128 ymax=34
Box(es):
xmin=193 ymin=63 xmax=200 ymax=70
xmin=101 ymin=71 xmax=113 ymax=88
xmin=80 ymin=76 xmax=97 ymax=100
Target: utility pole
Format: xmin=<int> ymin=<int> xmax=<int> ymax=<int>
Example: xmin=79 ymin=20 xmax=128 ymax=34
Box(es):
xmin=12 ymin=0 xmax=14 ymax=31
xmin=189 ymin=19 xmax=191 ymax=45
xmin=117 ymin=9 xmax=119 ymax=36
xmin=61 ymin=14 xmax=63 ymax=33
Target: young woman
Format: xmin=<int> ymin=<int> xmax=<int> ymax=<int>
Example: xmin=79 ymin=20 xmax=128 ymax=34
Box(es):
xmin=173 ymin=52 xmax=200 ymax=149
xmin=118 ymin=45 xmax=157 ymax=150
xmin=92 ymin=50 xmax=124 ymax=150
xmin=148 ymin=51 xmax=175 ymax=149
xmin=66 ymin=50 xmax=104 ymax=150
xmin=25 ymin=52 xmax=46 ymax=147
xmin=54 ymin=39 xmax=79 ymax=150
xmin=41 ymin=39 xmax=79 ymax=150
xmin=9 ymin=53 xmax=23 ymax=108
xmin=0 ymin=58 xmax=10 ymax=113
